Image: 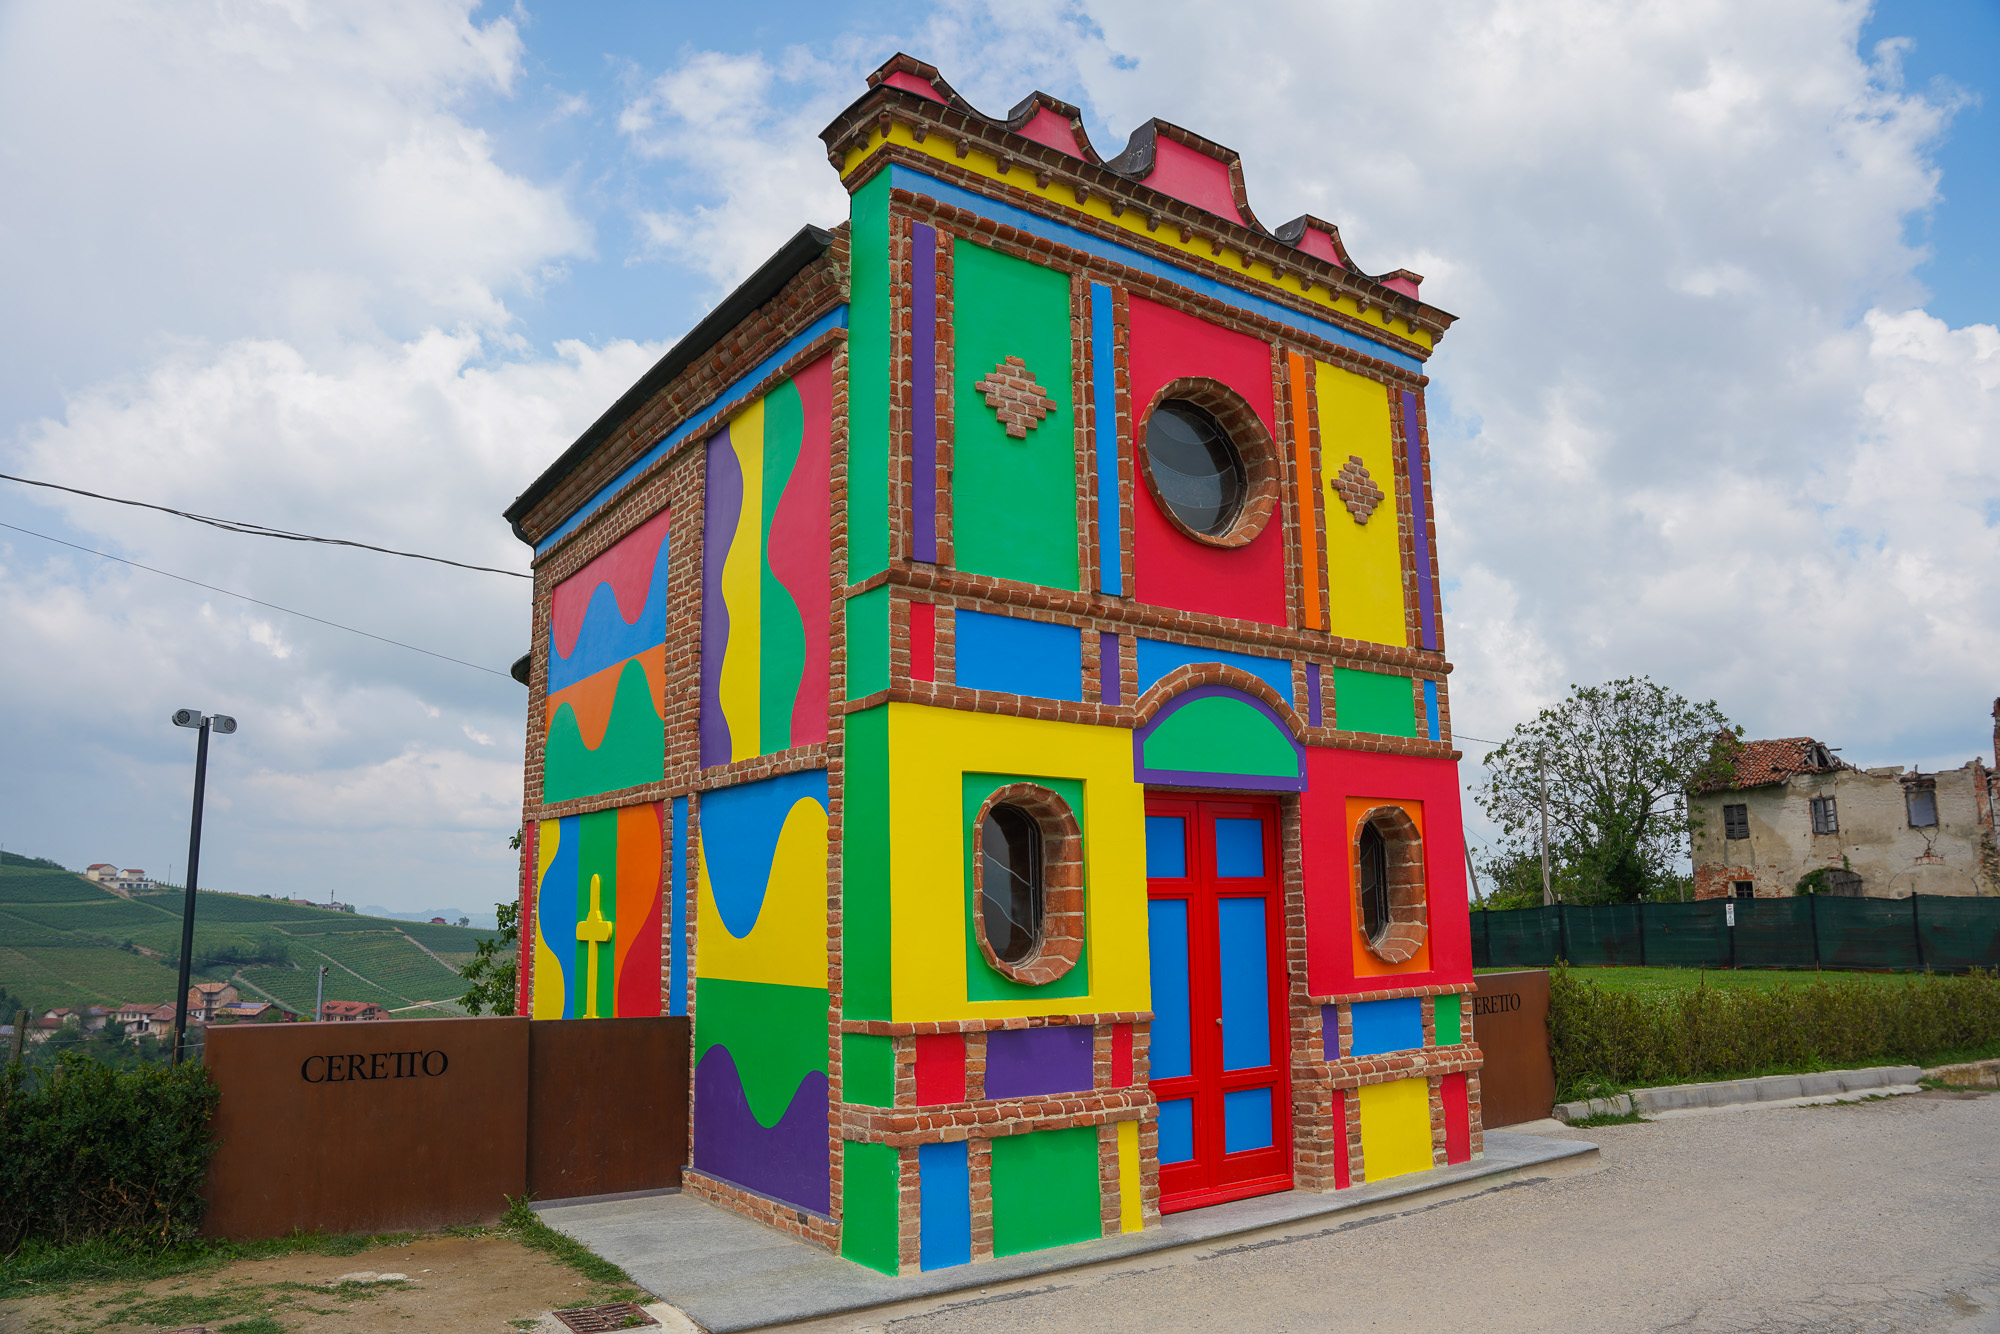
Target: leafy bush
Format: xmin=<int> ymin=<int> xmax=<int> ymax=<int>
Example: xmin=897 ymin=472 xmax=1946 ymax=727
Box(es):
xmin=1547 ymin=964 xmax=2000 ymax=1099
xmin=0 ymin=1053 xmax=221 ymax=1253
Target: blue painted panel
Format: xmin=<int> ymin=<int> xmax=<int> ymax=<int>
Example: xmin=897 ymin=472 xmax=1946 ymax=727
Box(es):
xmin=539 ymin=815 xmax=580 ymax=1018
xmin=1146 ymin=816 xmax=1187 ymax=878
xmin=918 ymin=1140 xmax=971 ymax=1270
xmin=1147 ymin=899 xmax=1191 ymax=1080
xmin=1217 ymin=897 xmax=1271 ymax=1071
xmin=1224 ymin=1088 xmax=1273 ymax=1153
xmin=890 ymin=166 xmax=1425 ymax=374
xmin=1424 ymin=679 xmax=1441 ymax=740
xmin=699 ymin=768 xmax=831 ymax=938
xmin=1350 ymin=997 xmax=1425 ymax=1056
xmin=1157 ymin=1097 xmax=1194 ymax=1164
xmin=537 ymin=306 xmax=850 ymax=554
xmin=1213 ymin=818 xmax=1265 ymax=879
xmin=1091 ymin=283 xmax=1122 ymax=596
xmin=955 ymin=610 xmax=1084 ymax=702
xmin=1135 ymin=637 xmax=1292 ymax=700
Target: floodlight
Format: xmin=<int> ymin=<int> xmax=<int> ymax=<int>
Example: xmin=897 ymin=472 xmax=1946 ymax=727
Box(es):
xmin=172 ymin=709 xmax=206 ymax=729
xmin=211 ymin=715 xmax=237 ymax=735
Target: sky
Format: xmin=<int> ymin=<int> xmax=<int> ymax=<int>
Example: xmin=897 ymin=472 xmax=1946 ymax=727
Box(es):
xmin=0 ymin=0 xmax=1995 ymax=913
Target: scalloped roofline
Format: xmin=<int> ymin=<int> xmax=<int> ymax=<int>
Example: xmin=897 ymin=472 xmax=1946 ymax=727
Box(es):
xmin=828 ymin=53 xmax=1450 ymax=329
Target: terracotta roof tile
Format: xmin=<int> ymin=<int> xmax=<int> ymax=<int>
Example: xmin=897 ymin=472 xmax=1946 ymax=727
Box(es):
xmin=1701 ymin=736 xmax=1845 ymax=792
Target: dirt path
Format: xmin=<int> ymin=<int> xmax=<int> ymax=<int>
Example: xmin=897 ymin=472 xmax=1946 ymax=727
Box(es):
xmin=0 ymin=1233 xmax=615 ymax=1334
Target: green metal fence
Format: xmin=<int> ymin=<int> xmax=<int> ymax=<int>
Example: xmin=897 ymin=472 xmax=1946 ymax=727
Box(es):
xmin=1471 ymin=895 xmax=2000 ymax=971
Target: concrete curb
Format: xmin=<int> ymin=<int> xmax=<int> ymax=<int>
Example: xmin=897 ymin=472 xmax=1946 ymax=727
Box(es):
xmin=1554 ymin=1065 xmax=1923 ymax=1122
xmin=1925 ymin=1058 xmax=2000 ymax=1088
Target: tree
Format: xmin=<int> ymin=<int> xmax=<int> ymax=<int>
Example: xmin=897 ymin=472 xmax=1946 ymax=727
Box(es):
xmin=1475 ymin=677 xmax=1739 ymax=904
xmin=460 ymin=828 xmax=523 ymax=1016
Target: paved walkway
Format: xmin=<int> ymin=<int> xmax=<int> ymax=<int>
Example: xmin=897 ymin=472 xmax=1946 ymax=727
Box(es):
xmin=816 ymin=1090 xmax=2000 ymax=1334
xmin=534 ymin=1132 xmax=1597 ymax=1331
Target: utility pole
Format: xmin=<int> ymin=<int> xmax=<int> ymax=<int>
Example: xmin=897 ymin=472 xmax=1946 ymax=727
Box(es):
xmin=1464 ymin=843 xmax=1486 ymax=906
xmin=169 ymin=708 xmax=236 ymax=1065
xmin=1539 ymin=747 xmax=1554 ymax=906
xmin=315 ymin=965 xmax=327 ymax=1022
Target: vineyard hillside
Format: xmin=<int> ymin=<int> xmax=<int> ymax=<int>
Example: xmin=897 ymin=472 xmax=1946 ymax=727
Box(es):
xmin=0 ymin=864 xmax=499 ymax=1017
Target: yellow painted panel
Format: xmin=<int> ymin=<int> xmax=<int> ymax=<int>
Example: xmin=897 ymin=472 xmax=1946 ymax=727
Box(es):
xmin=1346 ymin=797 xmax=1431 ymax=979
xmin=1117 ymin=1119 xmax=1142 ymax=1232
xmin=717 ymin=401 xmax=764 ymax=762
xmin=840 ymin=122 xmax=1433 ymax=351
xmin=1357 ymin=1077 xmax=1434 ymax=1182
xmin=532 ymin=819 xmax=565 ymax=1020
xmin=884 ymin=703 xmax=1149 ymax=1021
xmin=694 ymin=796 xmax=830 ymax=988
xmin=1317 ymin=362 xmax=1407 ymax=648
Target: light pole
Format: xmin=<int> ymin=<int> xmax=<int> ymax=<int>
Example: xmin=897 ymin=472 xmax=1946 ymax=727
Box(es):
xmin=169 ymin=708 xmax=236 ymax=1065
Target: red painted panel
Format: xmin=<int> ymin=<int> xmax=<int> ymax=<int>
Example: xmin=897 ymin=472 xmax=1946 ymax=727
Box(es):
xmin=1299 ymin=748 xmax=1472 ymax=997
xmin=1145 ymin=137 xmax=1250 ymax=228
xmin=1015 ymin=106 xmax=1086 ymax=158
xmin=1443 ymin=1072 xmax=1471 ymax=1164
xmin=913 ymin=1032 xmax=966 ymax=1105
xmin=1126 ymin=297 xmax=1287 ymax=626
xmin=882 ymin=70 xmax=946 ymax=103
xmin=1111 ymin=1022 xmax=1133 ymax=1086
xmin=1331 ymin=1089 xmax=1351 ymax=1189
xmin=909 ymin=600 xmax=935 ymax=682
xmin=769 ymin=353 xmax=833 ymax=745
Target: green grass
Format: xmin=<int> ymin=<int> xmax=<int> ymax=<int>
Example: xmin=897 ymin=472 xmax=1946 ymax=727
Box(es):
xmin=1498 ymin=965 xmax=1928 ymax=1001
xmin=499 ymin=1197 xmax=645 ymax=1305
xmin=0 ymin=866 xmax=501 ymax=1017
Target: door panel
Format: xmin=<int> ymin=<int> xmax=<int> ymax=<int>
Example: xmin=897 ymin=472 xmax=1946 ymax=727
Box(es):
xmin=1146 ymin=794 xmax=1291 ymax=1212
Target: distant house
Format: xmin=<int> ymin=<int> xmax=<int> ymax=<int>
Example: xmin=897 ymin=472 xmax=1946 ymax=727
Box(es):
xmin=186 ymin=982 xmax=239 ymax=1023
xmin=1690 ymin=702 xmax=2000 ymax=900
xmin=82 ymin=864 xmax=152 ymax=893
xmin=320 ymin=1000 xmax=385 ymax=1022
xmin=211 ymin=1001 xmax=288 ymax=1024
xmin=428 ymin=917 xmax=447 ymax=924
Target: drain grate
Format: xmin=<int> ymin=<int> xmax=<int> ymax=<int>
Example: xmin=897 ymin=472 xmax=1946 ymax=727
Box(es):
xmin=552 ymin=1302 xmax=659 ymax=1332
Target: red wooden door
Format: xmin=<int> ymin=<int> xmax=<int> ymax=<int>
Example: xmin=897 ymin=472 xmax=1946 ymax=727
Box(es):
xmin=1145 ymin=794 xmax=1291 ymax=1212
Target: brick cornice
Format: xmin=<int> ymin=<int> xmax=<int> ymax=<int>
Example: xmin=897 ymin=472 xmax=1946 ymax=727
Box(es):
xmin=839 ymin=1087 xmax=1152 ymax=1147
xmin=1298 ymin=1042 xmax=1484 ymax=1091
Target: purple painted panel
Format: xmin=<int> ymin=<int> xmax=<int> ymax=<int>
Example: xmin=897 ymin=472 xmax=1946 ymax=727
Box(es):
xmin=1401 ymin=390 xmax=1437 ymax=651
xmin=912 ymin=223 xmax=939 ymax=563
xmin=984 ymin=1025 xmax=1094 ymax=1099
xmin=1306 ymin=662 xmax=1322 ymax=728
xmin=1100 ymin=631 xmax=1122 ymax=705
xmin=699 ymin=428 xmax=742 ymax=767
xmin=1321 ymin=1004 xmax=1341 ymax=1060
xmin=692 ymin=1045 xmax=830 ymax=1215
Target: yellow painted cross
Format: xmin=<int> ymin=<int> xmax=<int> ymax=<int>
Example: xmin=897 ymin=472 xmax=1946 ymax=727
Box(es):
xmin=575 ymin=873 xmax=614 ymax=1018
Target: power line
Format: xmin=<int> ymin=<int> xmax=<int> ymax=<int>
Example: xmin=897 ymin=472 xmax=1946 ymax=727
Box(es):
xmin=0 ymin=521 xmax=514 ymax=680
xmin=0 ymin=472 xmax=530 ymax=579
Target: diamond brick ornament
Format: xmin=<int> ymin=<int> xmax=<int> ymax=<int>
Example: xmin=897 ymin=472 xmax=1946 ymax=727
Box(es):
xmin=973 ymin=356 xmax=1056 ymax=439
xmin=1332 ymin=455 xmax=1385 ymax=524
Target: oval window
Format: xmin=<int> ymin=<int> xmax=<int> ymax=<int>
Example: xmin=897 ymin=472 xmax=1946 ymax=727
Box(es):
xmin=1145 ymin=401 xmax=1245 ymax=537
xmin=1358 ymin=820 xmax=1390 ymax=946
xmin=980 ymin=804 xmax=1044 ymax=963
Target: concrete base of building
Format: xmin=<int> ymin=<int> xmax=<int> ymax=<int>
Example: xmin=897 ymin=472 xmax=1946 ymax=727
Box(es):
xmin=533 ymin=1131 xmax=1598 ymax=1333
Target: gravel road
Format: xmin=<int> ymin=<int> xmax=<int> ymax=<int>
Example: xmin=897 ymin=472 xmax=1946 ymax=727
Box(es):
xmin=825 ymin=1090 xmax=2000 ymax=1334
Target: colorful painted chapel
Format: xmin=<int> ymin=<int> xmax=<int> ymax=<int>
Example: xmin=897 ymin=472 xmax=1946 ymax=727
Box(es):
xmin=504 ymin=54 xmax=1480 ymax=1275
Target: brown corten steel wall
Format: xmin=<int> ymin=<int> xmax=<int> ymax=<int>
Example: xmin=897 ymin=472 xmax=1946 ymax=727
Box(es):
xmin=1470 ymin=970 xmax=1554 ymax=1127
xmin=203 ymin=1017 xmax=529 ymax=1238
xmin=526 ymin=1017 xmax=689 ymax=1199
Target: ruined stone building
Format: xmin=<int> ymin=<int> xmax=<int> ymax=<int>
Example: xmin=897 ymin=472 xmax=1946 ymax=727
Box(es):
xmin=1689 ymin=701 xmax=2000 ymax=900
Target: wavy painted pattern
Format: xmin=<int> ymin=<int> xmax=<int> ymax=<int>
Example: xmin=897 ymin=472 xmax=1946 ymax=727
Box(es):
xmin=696 ymin=779 xmax=829 ymax=990
xmin=693 ymin=977 xmax=830 ymax=1214
xmin=530 ymin=804 xmax=663 ymax=1019
xmin=543 ymin=512 xmax=671 ymax=801
xmin=700 ymin=356 xmax=832 ymax=766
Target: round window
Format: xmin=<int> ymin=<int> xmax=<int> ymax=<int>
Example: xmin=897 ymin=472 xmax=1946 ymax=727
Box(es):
xmin=1145 ymin=401 xmax=1245 ymax=537
xmin=980 ymin=803 xmax=1044 ymax=964
xmin=1357 ymin=820 xmax=1390 ymax=946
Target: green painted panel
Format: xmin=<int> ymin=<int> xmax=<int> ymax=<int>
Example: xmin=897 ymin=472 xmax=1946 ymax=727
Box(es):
xmin=574 ymin=808 xmax=621 ymax=1020
xmin=961 ymin=773 xmax=1090 ymax=1003
xmin=848 ymin=173 xmax=892 ymax=581
xmin=693 ymin=977 xmax=828 ymax=1127
xmin=950 ymin=240 xmax=1078 ymax=591
xmin=1142 ymin=696 xmax=1299 ymax=778
xmin=842 ymin=707 xmax=892 ymax=1020
xmin=542 ymin=657 xmax=666 ymax=802
xmin=990 ymin=1126 xmax=1101 ymax=1257
xmin=845 ymin=585 xmax=890 ymax=700
xmin=842 ymin=1032 xmax=896 ymax=1107
xmin=760 ymin=378 xmax=808 ymax=754
xmin=1435 ymin=993 xmax=1461 ymax=1046
xmin=841 ymin=1140 xmax=902 ymax=1274
xmin=1333 ymin=666 xmax=1418 ymax=737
